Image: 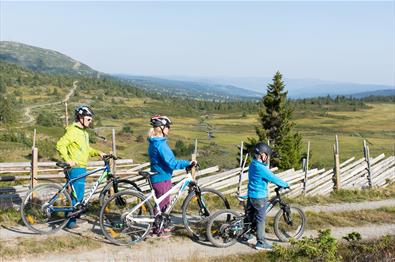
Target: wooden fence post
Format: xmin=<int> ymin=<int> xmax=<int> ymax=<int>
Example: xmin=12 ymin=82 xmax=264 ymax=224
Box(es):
xmin=239 ymin=141 xmax=244 ymax=168
xmin=333 ymin=135 xmax=341 ymax=190
xmin=31 ymin=147 xmax=38 ymax=190
xmin=363 ymin=140 xmax=372 ymax=188
xmin=191 ymin=139 xmax=197 ymax=180
xmin=237 ymin=153 xmax=249 ymax=196
xmin=267 ymin=139 xmax=271 ymax=167
xmin=303 ymin=141 xmax=310 ymax=195
xmin=32 ymin=129 xmax=36 ymax=149
xmin=111 ymin=129 xmax=117 ymax=174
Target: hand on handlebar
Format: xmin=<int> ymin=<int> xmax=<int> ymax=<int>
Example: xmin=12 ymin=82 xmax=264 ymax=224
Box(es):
xmin=186 ymin=160 xmax=198 ymax=172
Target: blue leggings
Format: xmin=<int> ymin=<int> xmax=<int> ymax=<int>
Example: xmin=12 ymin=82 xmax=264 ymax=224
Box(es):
xmin=66 ymin=168 xmax=86 ymax=227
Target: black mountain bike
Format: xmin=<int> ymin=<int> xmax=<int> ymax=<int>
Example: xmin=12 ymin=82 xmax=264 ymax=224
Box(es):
xmin=206 ymin=187 xmax=306 ymax=248
xmin=21 ymin=154 xmax=140 ymax=234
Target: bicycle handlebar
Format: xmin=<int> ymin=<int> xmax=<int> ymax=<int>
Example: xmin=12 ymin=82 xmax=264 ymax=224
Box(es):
xmin=56 ymin=154 xmax=118 ymax=170
xmin=102 ymin=154 xmax=118 ymax=161
xmin=186 ymin=162 xmax=199 ymax=173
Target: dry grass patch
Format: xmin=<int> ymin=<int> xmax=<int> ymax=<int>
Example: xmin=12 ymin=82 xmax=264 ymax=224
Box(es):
xmin=0 ymin=234 xmax=101 ymax=259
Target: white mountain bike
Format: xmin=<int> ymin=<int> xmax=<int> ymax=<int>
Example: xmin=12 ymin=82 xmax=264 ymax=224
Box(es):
xmin=99 ymin=165 xmax=230 ymax=245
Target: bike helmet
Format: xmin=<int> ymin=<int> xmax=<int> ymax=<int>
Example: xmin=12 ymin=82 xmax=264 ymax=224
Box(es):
xmin=150 ymin=115 xmax=172 ymax=127
xmin=254 ymin=142 xmax=273 ymax=156
xmin=75 ymin=105 xmax=94 ymax=118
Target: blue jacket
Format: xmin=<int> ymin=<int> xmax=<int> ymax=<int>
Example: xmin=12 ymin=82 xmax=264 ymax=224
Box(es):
xmin=148 ymin=137 xmax=190 ymax=184
xmin=248 ymin=159 xmax=289 ymax=198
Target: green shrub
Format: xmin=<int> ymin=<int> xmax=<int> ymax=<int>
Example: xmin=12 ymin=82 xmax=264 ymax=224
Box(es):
xmin=173 ymin=140 xmax=194 ymax=157
xmin=268 ymin=229 xmax=340 ymax=262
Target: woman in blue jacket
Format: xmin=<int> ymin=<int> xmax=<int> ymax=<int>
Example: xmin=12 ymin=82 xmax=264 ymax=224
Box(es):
xmin=147 ymin=115 xmax=196 ymax=236
xmin=243 ymin=142 xmax=289 ymax=250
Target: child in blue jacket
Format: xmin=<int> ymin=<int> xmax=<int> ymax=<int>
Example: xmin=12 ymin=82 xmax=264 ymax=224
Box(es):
xmin=147 ymin=115 xmax=196 ymax=236
xmin=243 ymin=142 xmax=289 ymax=250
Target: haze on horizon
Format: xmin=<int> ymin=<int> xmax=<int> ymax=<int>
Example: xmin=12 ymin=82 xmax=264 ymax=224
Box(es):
xmin=0 ymin=1 xmax=394 ymax=86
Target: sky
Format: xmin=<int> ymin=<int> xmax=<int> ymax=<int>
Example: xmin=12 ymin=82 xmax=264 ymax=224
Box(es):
xmin=0 ymin=1 xmax=394 ymax=86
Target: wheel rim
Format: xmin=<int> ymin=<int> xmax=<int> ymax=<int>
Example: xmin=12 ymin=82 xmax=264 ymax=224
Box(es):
xmin=184 ymin=190 xmax=229 ymax=240
xmin=276 ymin=207 xmax=304 ymax=240
xmin=22 ymin=185 xmax=71 ymax=233
xmin=101 ymin=192 xmax=152 ymax=245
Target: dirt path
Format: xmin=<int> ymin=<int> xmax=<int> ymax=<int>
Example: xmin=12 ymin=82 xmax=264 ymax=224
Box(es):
xmin=5 ymin=223 xmax=395 ymax=262
xmin=1 ymin=199 xmax=395 ymax=261
xmin=23 ymin=80 xmax=78 ymax=124
xmin=2 ymin=198 xmax=394 ymax=241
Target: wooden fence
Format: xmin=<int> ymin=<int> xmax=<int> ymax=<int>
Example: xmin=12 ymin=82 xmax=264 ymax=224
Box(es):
xmin=1 ymin=136 xmax=394 ymax=208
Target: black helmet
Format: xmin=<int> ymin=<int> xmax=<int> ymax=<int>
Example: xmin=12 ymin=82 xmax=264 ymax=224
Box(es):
xmin=254 ymin=142 xmax=273 ymax=156
xmin=75 ymin=105 xmax=94 ymax=118
xmin=150 ymin=115 xmax=172 ymax=127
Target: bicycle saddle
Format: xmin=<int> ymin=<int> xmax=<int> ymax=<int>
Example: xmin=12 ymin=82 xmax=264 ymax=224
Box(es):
xmin=138 ymin=171 xmax=158 ymax=179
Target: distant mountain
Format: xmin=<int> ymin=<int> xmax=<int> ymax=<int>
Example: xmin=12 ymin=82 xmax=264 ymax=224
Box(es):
xmin=0 ymin=41 xmax=100 ymax=77
xmin=115 ymin=74 xmax=263 ymax=100
xmin=161 ymin=76 xmax=395 ymax=99
xmin=348 ymin=89 xmax=395 ymax=99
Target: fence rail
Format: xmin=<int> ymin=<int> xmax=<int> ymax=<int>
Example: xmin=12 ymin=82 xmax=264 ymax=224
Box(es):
xmin=1 ymin=136 xmax=394 ymax=208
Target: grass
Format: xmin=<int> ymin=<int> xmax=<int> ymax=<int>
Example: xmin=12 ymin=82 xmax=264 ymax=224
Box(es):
xmin=181 ymin=235 xmax=395 ymax=262
xmin=284 ymin=183 xmax=395 ymax=206
xmin=0 ymin=235 xmax=101 ymax=259
xmin=304 ymin=206 xmax=395 ymax=230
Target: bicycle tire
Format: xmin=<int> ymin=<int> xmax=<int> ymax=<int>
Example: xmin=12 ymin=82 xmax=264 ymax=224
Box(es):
xmin=100 ymin=190 xmax=154 ymax=245
xmin=181 ymin=187 xmax=230 ymax=241
xmin=206 ymin=209 xmax=244 ymax=248
xmin=273 ymin=205 xmax=306 ymax=242
xmin=21 ymin=183 xmax=72 ymax=234
xmin=99 ymin=179 xmax=141 ymax=206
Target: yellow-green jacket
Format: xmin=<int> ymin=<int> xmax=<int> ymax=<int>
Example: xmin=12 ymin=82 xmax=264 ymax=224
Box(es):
xmin=56 ymin=123 xmax=101 ymax=168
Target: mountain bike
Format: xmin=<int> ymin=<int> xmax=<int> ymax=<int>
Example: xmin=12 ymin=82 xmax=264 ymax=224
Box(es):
xmin=206 ymin=187 xmax=306 ymax=248
xmin=20 ymin=154 xmax=140 ymax=234
xmin=99 ymin=165 xmax=230 ymax=245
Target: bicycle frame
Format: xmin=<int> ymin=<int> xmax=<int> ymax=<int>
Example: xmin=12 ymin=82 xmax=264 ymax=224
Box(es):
xmin=126 ymin=173 xmax=194 ymax=223
xmin=47 ymin=163 xmax=111 ymax=214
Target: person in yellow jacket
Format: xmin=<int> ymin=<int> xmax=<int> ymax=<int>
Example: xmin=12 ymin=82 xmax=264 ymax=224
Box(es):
xmin=56 ymin=105 xmax=105 ymax=229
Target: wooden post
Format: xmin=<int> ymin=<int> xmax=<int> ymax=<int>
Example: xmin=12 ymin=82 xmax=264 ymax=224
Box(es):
xmin=363 ymin=140 xmax=372 ymax=188
xmin=32 ymin=129 xmax=36 ymax=149
xmin=333 ymin=135 xmax=341 ymax=190
xmin=267 ymin=139 xmax=271 ymax=167
xmin=303 ymin=141 xmax=310 ymax=195
xmin=111 ymin=129 xmax=117 ymax=174
xmin=31 ymin=147 xmax=38 ymax=190
xmin=239 ymin=141 xmax=244 ymax=168
xmin=65 ymin=102 xmax=69 ymax=126
xmin=237 ymin=153 xmax=249 ymax=196
xmin=191 ymin=139 xmax=197 ymax=180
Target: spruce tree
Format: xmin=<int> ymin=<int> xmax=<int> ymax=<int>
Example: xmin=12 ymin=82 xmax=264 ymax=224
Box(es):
xmin=256 ymin=71 xmax=302 ymax=169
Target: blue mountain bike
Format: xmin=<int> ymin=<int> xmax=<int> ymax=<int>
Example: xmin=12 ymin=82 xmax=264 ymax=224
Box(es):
xmin=20 ymin=154 xmax=140 ymax=234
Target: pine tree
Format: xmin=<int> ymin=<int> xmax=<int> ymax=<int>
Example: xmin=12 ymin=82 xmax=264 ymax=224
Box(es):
xmin=256 ymin=71 xmax=302 ymax=169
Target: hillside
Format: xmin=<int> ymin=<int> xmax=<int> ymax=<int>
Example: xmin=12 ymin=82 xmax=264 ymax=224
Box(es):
xmin=115 ymin=75 xmax=262 ymax=100
xmin=163 ymin=76 xmax=395 ymax=99
xmin=0 ymin=41 xmax=99 ymax=77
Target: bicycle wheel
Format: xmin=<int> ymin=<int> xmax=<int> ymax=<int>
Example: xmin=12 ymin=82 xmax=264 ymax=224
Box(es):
xmin=274 ymin=205 xmax=306 ymax=242
xmin=100 ymin=190 xmax=153 ymax=245
xmin=99 ymin=179 xmax=141 ymax=206
xmin=182 ymin=187 xmax=230 ymax=241
xmin=21 ymin=184 xmax=72 ymax=234
xmin=206 ymin=209 xmax=244 ymax=248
